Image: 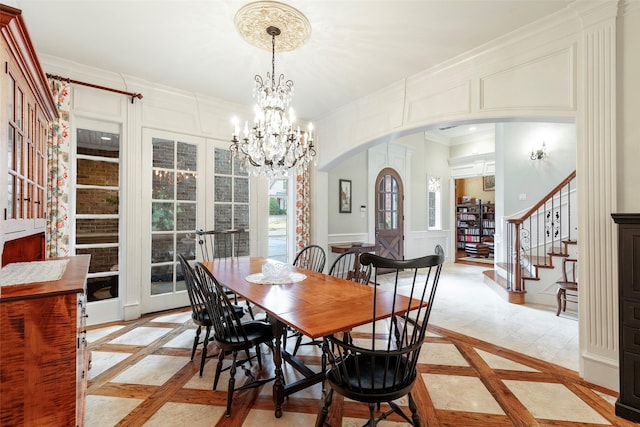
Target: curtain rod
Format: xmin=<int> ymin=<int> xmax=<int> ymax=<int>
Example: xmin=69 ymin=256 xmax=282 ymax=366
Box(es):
xmin=46 ymin=73 xmax=143 ymax=104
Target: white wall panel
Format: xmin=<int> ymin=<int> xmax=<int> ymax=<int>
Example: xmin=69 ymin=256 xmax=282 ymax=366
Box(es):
xmin=405 ymin=81 xmax=471 ymax=125
xmin=142 ymin=103 xmax=198 ymax=133
xmin=73 ymin=86 xmax=124 ymax=119
xmin=480 ymin=47 xmax=575 ymax=112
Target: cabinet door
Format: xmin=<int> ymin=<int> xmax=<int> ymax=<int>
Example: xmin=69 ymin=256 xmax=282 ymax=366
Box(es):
xmin=619 ymin=225 xmax=640 ymax=300
xmin=4 ymin=60 xmax=47 ymax=237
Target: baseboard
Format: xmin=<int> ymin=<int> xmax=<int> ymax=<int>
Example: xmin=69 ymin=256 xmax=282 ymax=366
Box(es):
xmin=581 ymin=351 xmax=619 ymax=392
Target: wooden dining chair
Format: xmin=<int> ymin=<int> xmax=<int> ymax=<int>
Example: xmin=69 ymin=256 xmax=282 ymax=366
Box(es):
xmin=195 ymin=228 xmax=255 ymax=319
xmin=287 ymin=244 xmax=327 ymax=355
xmin=556 ymin=258 xmax=578 ymax=316
xmin=192 ymin=262 xmax=274 ymax=417
xmin=293 ymin=244 xmax=326 ymax=273
xmin=178 ymin=254 xmax=245 ymax=377
xmin=316 ymin=251 xmax=445 ymax=427
xmin=195 ymin=228 xmax=246 ymax=259
xmin=327 ymin=250 xmax=372 ymax=285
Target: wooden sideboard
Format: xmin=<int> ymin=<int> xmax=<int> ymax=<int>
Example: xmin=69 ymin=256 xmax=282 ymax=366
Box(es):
xmin=0 ymin=255 xmax=90 ymax=426
xmin=612 ymin=213 xmax=640 ymax=422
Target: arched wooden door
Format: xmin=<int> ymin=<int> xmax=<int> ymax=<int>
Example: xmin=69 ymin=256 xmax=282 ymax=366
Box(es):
xmin=375 ymin=168 xmax=404 ymax=261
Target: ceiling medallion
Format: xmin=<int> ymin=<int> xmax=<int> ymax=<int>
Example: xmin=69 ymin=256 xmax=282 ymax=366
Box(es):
xmin=234 ymin=1 xmax=311 ymax=52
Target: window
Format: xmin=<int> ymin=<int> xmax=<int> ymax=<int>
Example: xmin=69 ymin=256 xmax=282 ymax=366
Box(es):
xmin=75 ymin=128 xmax=121 ymax=302
xmin=428 ymin=175 xmax=442 ymax=230
xmin=268 ymin=178 xmax=288 ymax=262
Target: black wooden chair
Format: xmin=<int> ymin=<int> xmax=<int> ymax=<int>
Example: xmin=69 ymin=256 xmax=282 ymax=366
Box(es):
xmin=193 ymin=262 xmax=274 ymax=417
xmin=291 ymin=250 xmax=372 ymax=356
xmin=328 ymin=250 xmax=372 ymax=285
xmin=287 ymin=244 xmax=327 ymax=355
xmin=556 ymin=258 xmax=578 ymax=316
xmin=195 ymin=228 xmax=255 ymax=319
xmin=293 ymin=244 xmax=326 ymax=273
xmin=196 ymin=228 xmax=246 ymax=259
xmin=434 ymin=244 xmax=444 ymax=257
xmin=178 ymin=254 xmax=245 ymax=377
xmin=316 ymin=251 xmax=445 ymax=427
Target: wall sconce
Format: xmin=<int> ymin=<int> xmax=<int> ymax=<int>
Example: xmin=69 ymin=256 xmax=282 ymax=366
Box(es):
xmin=530 ymin=141 xmax=547 ymax=160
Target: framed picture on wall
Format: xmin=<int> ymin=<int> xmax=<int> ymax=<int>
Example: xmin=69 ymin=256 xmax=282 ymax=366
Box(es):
xmin=339 ymin=179 xmax=352 ymax=213
xmin=483 ymin=175 xmax=495 ymax=191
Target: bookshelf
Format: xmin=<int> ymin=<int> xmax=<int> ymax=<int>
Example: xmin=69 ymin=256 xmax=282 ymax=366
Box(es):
xmin=456 ymin=201 xmax=495 ymax=251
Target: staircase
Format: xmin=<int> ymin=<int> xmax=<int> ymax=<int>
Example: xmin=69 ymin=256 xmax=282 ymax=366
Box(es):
xmin=495 ymin=171 xmax=577 ymax=305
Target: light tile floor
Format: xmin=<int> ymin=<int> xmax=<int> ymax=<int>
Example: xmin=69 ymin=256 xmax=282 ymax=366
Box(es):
xmin=84 ymin=263 xmax=630 ymax=426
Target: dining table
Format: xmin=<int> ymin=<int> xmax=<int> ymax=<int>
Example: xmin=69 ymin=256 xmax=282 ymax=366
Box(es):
xmin=203 ymin=256 xmax=425 ymax=418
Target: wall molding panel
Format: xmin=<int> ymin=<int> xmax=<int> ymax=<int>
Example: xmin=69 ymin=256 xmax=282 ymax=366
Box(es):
xmin=405 ymin=81 xmax=471 ymax=126
xmin=479 ymin=46 xmax=576 ymax=112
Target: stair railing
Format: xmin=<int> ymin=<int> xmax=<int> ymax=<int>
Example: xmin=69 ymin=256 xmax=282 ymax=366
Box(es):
xmin=505 ymin=170 xmax=577 ymax=294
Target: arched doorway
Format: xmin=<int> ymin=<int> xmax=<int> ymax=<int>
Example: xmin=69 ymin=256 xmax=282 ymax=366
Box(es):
xmin=374 ymin=168 xmax=404 ymax=261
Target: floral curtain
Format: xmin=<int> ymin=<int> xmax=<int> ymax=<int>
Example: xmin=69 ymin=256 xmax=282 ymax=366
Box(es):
xmin=46 ymin=79 xmax=71 ymax=258
xmin=295 ymin=167 xmax=311 ymax=251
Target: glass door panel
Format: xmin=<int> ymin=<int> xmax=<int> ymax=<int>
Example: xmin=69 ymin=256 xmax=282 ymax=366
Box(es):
xmin=150 ymin=137 xmax=198 ymax=297
xmin=74 ymin=127 xmax=121 ymax=302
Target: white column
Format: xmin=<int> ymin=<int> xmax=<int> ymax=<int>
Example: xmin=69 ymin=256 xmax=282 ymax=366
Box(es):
xmin=574 ymin=0 xmax=620 ymax=390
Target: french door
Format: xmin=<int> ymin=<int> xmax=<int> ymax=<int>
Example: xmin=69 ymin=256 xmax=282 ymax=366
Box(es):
xmin=141 ymin=129 xmax=204 ymax=314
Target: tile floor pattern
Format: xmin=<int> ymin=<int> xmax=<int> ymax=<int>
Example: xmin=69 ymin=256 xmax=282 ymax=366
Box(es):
xmin=85 ymin=263 xmax=632 ymax=427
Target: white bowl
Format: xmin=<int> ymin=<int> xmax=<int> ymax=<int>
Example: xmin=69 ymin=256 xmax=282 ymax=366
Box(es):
xmin=262 ymin=260 xmax=292 ymax=280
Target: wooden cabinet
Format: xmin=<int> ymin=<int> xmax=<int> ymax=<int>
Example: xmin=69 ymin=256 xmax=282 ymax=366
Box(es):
xmin=456 ymin=201 xmax=495 ymax=249
xmin=0 ymin=5 xmax=58 ymax=241
xmin=612 ymin=213 xmax=640 ymax=422
xmin=0 ymin=255 xmax=90 ymax=426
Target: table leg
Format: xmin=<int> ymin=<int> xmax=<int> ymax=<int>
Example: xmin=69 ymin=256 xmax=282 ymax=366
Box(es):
xmin=270 ymin=319 xmax=285 ymax=418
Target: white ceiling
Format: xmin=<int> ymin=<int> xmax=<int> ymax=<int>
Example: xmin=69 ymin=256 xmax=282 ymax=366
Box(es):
xmin=15 ymin=0 xmax=572 ymax=125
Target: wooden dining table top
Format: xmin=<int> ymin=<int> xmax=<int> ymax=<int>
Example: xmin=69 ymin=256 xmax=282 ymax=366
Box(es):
xmin=202 ymin=257 xmax=423 ymax=339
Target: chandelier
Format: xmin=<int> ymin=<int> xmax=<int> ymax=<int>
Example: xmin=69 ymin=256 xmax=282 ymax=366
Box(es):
xmin=230 ymin=24 xmax=315 ymax=177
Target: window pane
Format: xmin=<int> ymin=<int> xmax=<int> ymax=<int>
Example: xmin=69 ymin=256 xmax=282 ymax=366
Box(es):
xmin=8 ymin=126 xmax=13 ymax=170
xmin=76 ymin=247 xmax=119 ymax=274
xmin=214 ymin=204 xmax=232 ymax=230
xmin=15 ymin=178 xmax=22 ymax=218
xmin=214 ymin=148 xmax=232 ymax=175
xmin=8 ymin=75 xmax=14 ymax=122
xmin=152 ymin=202 xmax=174 ymax=231
xmin=152 ymin=234 xmax=174 ymax=263
xmin=234 ymin=204 xmax=249 ymax=229
xmin=176 ymin=141 xmax=197 ymax=171
xmin=152 ymin=138 xmax=174 ymax=168
xmin=16 ymin=134 xmax=21 ymax=174
xmin=234 ymin=177 xmax=249 ymax=203
xmin=152 ymin=170 xmax=174 ymax=200
xmin=77 ymin=158 xmax=119 ymax=186
xmin=7 ymin=174 xmax=13 ymax=218
xmin=176 ymin=202 xmax=196 ymax=231
xmin=151 ymin=265 xmax=174 ymax=295
xmin=177 ymin=172 xmax=196 ymax=201
xmin=76 ymin=188 xmax=119 ymax=214
xmin=234 ymin=156 xmax=248 ymax=176
xmin=428 ymin=192 xmax=436 ymax=228
xmin=76 ymin=218 xmax=119 ymax=244
xmin=86 ymin=276 xmax=118 ymax=302
xmin=214 ymin=176 xmax=232 ymax=202
xmin=177 ymin=232 xmax=197 ymax=259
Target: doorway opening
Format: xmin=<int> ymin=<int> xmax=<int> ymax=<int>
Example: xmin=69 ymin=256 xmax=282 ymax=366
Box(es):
xmin=454 ymin=176 xmax=495 ymax=266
